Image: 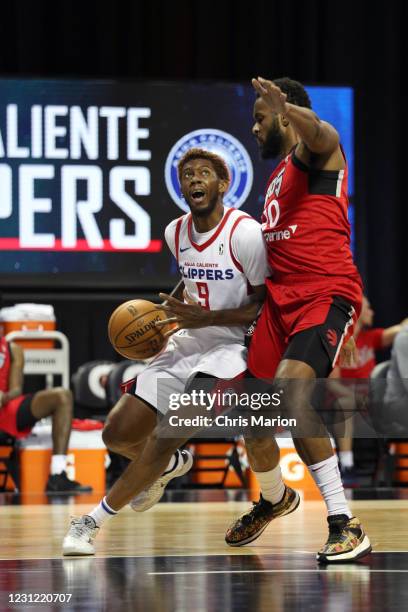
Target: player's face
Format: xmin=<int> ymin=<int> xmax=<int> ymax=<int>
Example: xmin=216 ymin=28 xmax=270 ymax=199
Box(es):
xmin=252 ymin=97 xmax=284 ymax=159
xmin=180 ymin=159 xmax=226 ymax=216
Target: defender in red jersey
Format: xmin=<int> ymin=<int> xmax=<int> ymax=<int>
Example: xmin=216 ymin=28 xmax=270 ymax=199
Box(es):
xmin=0 ymin=336 xmax=91 ymax=493
xmin=226 ymin=77 xmax=371 ymax=564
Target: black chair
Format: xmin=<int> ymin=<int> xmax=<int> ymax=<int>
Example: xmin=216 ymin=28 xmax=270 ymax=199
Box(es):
xmin=368 ymin=361 xmax=399 ymax=486
xmin=71 ymin=360 xmax=116 ymax=420
xmin=105 ymin=360 xmax=147 ymax=405
xmin=104 ymin=359 xmax=147 ymax=488
xmin=375 ymin=359 xmax=408 ymax=486
xmin=0 ymin=431 xmax=19 ymax=492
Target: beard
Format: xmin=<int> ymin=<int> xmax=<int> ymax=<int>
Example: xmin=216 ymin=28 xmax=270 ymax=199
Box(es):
xmin=260 ymin=120 xmax=284 ymax=159
xmin=189 ymin=192 xmax=219 ymax=217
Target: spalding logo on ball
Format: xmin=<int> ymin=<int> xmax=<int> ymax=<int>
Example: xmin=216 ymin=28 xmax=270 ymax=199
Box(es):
xmin=108 ymin=299 xmax=170 ymax=359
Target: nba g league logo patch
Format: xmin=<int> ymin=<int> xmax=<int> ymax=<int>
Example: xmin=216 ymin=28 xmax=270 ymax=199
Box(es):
xmin=165 ymin=129 xmax=253 ymax=213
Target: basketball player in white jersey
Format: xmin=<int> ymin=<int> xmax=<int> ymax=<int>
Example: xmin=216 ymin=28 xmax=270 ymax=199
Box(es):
xmin=63 ymin=148 xmax=299 ymax=555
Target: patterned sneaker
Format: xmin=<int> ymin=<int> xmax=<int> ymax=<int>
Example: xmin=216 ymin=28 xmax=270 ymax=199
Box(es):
xmin=225 ymin=486 xmax=300 ymax=547
xmin=130 ymin=449 xmax=193 ymax=512
xmin=317 ymin=515 xmax=372 ymax=563
xmin=62 ymin=515 xmax=99 ymax=556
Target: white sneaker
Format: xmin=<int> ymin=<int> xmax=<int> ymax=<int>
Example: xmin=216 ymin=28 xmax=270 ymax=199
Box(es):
xmin=130 ymin=449 xmax=193 ymax=512
xmin=62 ymin=515 xmax=99 ymax=556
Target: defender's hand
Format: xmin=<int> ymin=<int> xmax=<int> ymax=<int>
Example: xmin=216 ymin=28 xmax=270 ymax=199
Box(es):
xmin=252 ymin=77 xmax=288 ymax=114
xmin=338 ymin=336 xmax=357 ymax=368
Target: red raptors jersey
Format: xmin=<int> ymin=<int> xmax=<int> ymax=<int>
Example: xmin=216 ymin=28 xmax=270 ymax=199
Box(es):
xmin=262 ymin=149 xmax=361 ymax=283
xmin=0 ymin=337 xmax=10 ymax=392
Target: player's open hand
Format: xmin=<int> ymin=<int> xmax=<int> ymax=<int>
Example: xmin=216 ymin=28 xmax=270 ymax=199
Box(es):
xmin=338 ymin=336 xmax=357 ymax=368
xmin=252 ymin=77 xmax=288 ymax=114
xmin=156 ymin=291 xmax=213 ymax=337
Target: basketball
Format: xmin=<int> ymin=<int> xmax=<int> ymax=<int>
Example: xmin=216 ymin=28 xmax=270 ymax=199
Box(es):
xmin=108 ymin=299 xmax=169 ymax=359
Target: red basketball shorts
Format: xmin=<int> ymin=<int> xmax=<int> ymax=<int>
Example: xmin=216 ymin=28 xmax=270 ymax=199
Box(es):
xmin=248 ymin=275 xmax=362 ymax=379
xmin=0 ymin=395 xmax=34 ymax=439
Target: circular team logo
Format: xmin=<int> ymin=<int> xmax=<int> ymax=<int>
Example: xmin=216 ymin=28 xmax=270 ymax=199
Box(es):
xmin=165 ymin=129 xmax=253 ymax=213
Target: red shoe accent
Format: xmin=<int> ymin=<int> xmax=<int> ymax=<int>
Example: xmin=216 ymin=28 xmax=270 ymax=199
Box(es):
xmin=71 ymin=418 xmax=104 ymax=431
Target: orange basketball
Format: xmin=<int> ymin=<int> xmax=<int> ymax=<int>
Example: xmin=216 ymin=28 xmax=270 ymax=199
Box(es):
xmin=108 ymin=299 xmax=169 ymax=359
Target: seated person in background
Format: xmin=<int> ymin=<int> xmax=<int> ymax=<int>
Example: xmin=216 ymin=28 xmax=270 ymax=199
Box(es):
xmin=331 ymin=296 xmax=408 ymax=479
xmin=384 ymin=327 xmax=408 ymax=432
xmin=0 ymin=336 xmax=92 ymax=493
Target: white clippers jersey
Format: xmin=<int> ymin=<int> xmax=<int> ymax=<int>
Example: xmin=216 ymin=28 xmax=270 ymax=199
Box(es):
xmin=165 ymin=206 xmax=269 ymax=345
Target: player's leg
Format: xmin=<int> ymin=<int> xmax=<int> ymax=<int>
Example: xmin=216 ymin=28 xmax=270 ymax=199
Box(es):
xmin=27 ymin=388 xmax=72 ymax=452
xmin=102 ymin=392 xmax=157 ymax=460
xmin=105 ymin=392 xmax=192 ymax=514
xmin=63 ymin=404 xmax=196 ymax=557
xmin=98 ymin=351 xmax=196 ymax=509
xmin=330 ymin=395 xmax=357 ymax=485
xmin=324 ymin=371 xmax=357 ymax=484
xmin=105 ymin=428 xmax=188 ymax=510
xmin=276 ymin=299 xmax=371 ymax=563
xmin=225 ymin=311 xmax=300 ymax=546
xmin=128 ymin=370 xmax=222 ymax=513
xmin=62 ymin=392 xmax=162 ymax=555
xmin=23 ymin=388 xmax=91 ymax=493
xmin=225 ymin=436 xmax=300 ymax=546
xmin=62 ymin=346 xmax=194 ymax=555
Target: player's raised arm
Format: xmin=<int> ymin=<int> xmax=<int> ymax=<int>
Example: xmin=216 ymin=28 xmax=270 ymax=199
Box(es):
xmin=253 ymin=76 xmax=340 ymax=156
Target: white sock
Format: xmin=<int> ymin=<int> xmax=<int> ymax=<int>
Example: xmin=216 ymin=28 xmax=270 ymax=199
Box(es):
xmin=339 ymin=450 xmax=354 ymax=468
xmin=255 ymin=465 xmax=285 ymax=504
xmin=308 ymin=455 xmax=352 ymax=518
xmin=51 ymin=454 xmax=67 ymax=475
xmin=163 ymin=451 xmax=180 ymax=475
xmin=88 ymin=497 xmax=118 ymax=527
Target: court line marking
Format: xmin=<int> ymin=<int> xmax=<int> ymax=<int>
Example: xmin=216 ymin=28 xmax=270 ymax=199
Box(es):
xmin=149 ymin=569 xmax=408 ymax=575
xmin=0 ymin=550 xmax=405 ymax=562
xmin=0 ymin=551 xmax=315 ymax=561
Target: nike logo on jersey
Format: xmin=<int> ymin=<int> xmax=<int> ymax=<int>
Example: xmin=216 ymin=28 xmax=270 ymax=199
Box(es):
xmin=180 ymin=246 xmax=191 ymax=253
xmin=264 ymin=225 xmax=298 ymax=242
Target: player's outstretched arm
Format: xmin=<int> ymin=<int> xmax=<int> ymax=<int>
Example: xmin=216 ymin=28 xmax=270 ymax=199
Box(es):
xmin=252 ymin=76 xmax=340 ymax=155
xmin=156 ymin=286 xmax=265 ymax=337
xmin=382 ymin=318 xmax=408 ymax=348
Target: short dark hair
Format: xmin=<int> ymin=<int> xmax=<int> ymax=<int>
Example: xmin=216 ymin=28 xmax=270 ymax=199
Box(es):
xmin=272 ymin=77 xmax=312 ymax=109
xmin=177 ymin=148 xmax=230 ymax=185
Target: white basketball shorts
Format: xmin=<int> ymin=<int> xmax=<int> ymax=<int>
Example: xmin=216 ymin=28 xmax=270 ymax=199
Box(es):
xmin=134 ymin=330 xmax=247 ymax=415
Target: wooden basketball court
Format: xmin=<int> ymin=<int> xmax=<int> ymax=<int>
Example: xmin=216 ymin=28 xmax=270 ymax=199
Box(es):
xmin=1 ymin=490 xmax=407 ymax=610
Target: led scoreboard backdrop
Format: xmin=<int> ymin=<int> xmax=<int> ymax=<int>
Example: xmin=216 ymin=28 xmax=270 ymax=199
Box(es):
xmin=0 ymin=79 xmax=354 ymax=289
